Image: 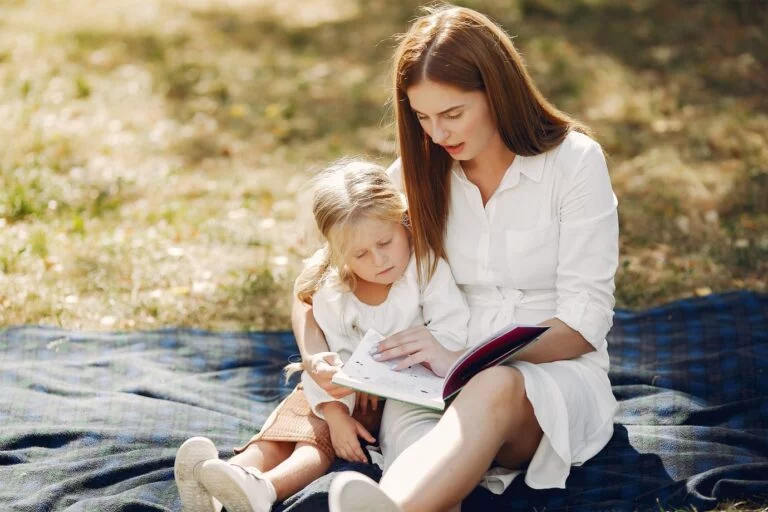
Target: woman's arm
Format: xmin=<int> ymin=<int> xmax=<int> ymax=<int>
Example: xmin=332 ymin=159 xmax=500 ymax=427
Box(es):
xmin=291 ymin=296 xmax=352 ymax=398
xmin=375 ymin=318 xmax=591 ymax=371
xmin=373 ymin=257 xmax=471 ymax=377
xmin=374 ymin=325 xmax=467 ymax=377
xmin=513 ymin=317 xmax=594 ymax=364
xmin=533 ymin=137 xmax=619 ymax=360
xmin=292 ymin=297 xmax=330 ymax=361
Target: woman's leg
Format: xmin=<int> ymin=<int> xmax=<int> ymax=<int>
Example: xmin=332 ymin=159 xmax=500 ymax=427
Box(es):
xmin=379 ymin=366 xmax=542 ymax=512
xmin=380 ymin=400 xmax=441 ymax=471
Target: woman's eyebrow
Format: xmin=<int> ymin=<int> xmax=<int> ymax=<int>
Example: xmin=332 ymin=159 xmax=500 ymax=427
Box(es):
xmin=413 ymin=104 xmax=465 ymax=116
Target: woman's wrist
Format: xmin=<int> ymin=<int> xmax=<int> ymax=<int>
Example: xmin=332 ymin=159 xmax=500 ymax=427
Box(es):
xmin=450 ymin=347 xmax=468 ymax=363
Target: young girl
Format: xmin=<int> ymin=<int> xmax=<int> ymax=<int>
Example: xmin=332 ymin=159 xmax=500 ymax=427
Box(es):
xmin=173 ymin=159 xmax=469 ymax=512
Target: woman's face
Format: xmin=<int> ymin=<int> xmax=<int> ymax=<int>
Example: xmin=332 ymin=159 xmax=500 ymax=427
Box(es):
xmin=407 ymin=79 xmax=501 ymax=163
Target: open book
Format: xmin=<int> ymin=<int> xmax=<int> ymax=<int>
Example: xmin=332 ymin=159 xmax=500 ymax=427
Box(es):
xmin=331 ymin=323 xmax=549 ymax=411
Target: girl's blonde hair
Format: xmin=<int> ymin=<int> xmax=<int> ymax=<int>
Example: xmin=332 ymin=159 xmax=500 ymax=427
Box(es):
xmin=392 ymin=3 xmax=590 ymax=282
xmin=286 ymin=158 xmax=408 ymax=381
xmin=294 ymin=158 xmax=409 ymax=305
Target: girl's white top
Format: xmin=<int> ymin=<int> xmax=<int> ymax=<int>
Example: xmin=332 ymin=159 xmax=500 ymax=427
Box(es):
xmin=385 ymin=131 xmax=619 ymax=491
xmin=301 ymin=254 xmax=470 ymax=418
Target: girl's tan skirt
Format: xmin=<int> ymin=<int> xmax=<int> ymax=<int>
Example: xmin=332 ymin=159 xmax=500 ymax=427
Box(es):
xmin=234 ymin=385 xmax=383 ymax=462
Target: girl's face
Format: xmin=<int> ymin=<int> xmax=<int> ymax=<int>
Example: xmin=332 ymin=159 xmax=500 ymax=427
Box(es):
xmin=343 ymin=217 xmax=411 ymax=286
xmin=407 ymin=79 xmax=502 ymax=164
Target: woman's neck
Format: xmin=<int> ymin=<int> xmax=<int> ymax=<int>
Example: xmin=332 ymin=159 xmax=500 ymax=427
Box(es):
xmin=461 ymin=135 xmax=516 ymax=205
xmin=462 ymin=132 xmax=515 ymax=176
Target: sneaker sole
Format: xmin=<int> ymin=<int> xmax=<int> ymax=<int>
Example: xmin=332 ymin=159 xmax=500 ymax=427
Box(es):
xmin=174 ymin=437 xmax=219 ymax=512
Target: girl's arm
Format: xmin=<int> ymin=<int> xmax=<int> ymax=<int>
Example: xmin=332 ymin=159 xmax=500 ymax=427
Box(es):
xmin=419 ymin=257 xmax=471 ymax=352
xmin=318 ymin=401 xmax=375 ymax=463
xmin=292 ymin=297 xmax=352 ymax=398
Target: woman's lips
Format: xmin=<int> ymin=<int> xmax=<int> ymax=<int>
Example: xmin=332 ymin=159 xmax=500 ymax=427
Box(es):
xmin=443 ymin=143 xmax=464 ymax=155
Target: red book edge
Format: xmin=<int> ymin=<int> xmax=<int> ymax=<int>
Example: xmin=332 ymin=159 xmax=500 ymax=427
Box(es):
xmin=441 ymin=325 xmax=549 ymax=402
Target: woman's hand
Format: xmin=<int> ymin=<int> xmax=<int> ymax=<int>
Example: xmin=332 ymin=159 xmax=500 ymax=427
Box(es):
xmin=320 ymin=402 xmax=376 ymax=463
xmin=373 ymin=326 xmax=464 ymax=377
xmin=305 ymin=352 xmax=355 ymax=399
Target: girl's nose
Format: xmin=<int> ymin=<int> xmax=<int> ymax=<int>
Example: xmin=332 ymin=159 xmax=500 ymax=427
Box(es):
xmin=372 ymin=248 xmax=387 ymax=266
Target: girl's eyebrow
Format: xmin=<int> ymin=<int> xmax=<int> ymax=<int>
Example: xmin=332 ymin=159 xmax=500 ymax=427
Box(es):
xmin=413 ymin=104 xmax=465 ymax=116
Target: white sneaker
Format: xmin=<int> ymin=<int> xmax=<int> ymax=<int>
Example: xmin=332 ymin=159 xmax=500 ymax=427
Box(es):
xmin=328 ymin=472 xmax=402 ymax=512
xmin=174 ymin=437 xmax=219 ymax=512
xmin=198 ymin=459 xmax=276 ymax=512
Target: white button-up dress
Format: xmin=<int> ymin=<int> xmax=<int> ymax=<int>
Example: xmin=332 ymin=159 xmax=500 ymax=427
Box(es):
xmin=382 ymin=131 xmax=619 ymax=492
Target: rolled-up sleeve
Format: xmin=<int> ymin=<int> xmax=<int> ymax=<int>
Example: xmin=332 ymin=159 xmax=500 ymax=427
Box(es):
xmin=554 ymin=142 xmax=619 ymax=352
xmin=420 ymin=257 xmax=470 ymax=351
xmin=301 ymin=370 xmax=356 ymax=419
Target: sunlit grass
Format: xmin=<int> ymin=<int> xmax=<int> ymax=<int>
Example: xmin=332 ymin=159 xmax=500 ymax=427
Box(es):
xmin=0 ymin=0 xmax=764 ymax=336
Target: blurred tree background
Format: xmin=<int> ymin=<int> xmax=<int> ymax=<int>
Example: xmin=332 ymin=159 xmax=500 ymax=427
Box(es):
xmin=0 ymin=0 xmax=765 ymax=330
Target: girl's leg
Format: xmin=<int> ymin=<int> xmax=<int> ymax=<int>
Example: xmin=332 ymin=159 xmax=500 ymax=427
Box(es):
xmin=379 ymin=366 xmax=542 ymax=512
xmin=201 ymin=441 xmax=333 ymax=510
xmin=261 ymin=442 xmax=333 ymax=499
xmin=226 ymin=440 xmax=332 ymax=499
xmin=228 ymin=440 xmax=295 ymax=474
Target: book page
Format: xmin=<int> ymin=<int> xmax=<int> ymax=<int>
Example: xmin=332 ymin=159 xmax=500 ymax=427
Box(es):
xmin=333 ymin=329 xmax=444 ymax=408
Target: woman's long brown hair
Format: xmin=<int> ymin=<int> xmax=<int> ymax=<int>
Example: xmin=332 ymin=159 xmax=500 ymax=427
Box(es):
xmin=392 ymin=3 xmax=589 ymax=283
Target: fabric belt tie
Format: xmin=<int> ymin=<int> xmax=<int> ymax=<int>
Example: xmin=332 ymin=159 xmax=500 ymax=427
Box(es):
xmin=462 ymin=286 xmax=557 ymax=327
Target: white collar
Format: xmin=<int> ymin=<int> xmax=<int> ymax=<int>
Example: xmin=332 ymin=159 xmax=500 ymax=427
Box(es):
xmin=452 ymin=151 xmax=546 ymax=190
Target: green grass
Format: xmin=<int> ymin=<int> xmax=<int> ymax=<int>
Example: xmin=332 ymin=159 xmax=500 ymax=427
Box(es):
xmin=0 ymin=0 xmax=765 ymax=337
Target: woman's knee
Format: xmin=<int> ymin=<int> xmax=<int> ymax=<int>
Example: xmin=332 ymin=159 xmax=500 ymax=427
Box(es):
xmin=464 ymin=366 xmax=525 ymax=406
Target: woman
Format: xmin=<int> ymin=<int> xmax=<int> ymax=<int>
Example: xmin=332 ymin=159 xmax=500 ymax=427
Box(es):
xmin=297 ymin=4 xmax=619 ymax=512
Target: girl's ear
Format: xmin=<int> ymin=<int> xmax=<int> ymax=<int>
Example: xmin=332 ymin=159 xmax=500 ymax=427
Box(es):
xmin=402 ymin=210 xmax=411 ymax=228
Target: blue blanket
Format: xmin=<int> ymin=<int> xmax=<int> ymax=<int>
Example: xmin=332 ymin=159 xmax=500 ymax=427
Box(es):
xmin=1 ymin=291 xmax=766 ymax=511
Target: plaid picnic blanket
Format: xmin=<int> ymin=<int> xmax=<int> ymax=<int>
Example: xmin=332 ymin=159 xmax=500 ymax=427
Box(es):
xmin=1 ymin=291 xmax=766 ymax=511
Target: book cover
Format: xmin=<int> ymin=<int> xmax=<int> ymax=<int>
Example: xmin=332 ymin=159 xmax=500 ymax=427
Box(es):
xmin=331 ymin=323 xmax=549 ymax=411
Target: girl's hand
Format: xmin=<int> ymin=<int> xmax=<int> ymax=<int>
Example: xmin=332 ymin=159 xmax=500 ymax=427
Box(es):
xmin=373 ymin=326 xmax=464 ymax=377
xmin=321 ymin=403 xmax=376 ymax=463
xmin=306 ymin=352 xmax=355 ymax=399
xmin=356 ymin=392 xmax=379 ymax=415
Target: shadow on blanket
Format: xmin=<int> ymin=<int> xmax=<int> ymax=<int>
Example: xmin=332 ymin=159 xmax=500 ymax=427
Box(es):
xmin=1 ymin=291 xmax=766 ymax=511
